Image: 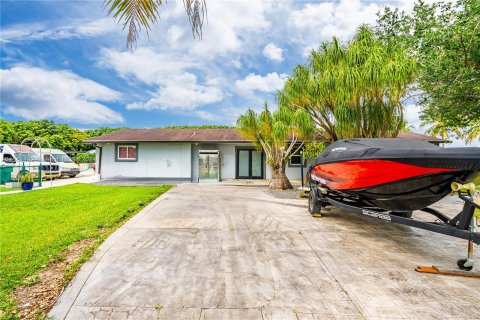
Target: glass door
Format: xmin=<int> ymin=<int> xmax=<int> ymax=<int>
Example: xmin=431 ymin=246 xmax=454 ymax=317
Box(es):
xmin=199 ymin=151 xmax=220 ymax=182
xmin=236 ymin=149 xmax=263 ymax=179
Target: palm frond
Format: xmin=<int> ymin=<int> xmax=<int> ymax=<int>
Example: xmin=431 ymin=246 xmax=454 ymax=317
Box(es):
xmin=105 ymin=0 xmax=207 ymax=49
xmin=105 ymin=0 xmax=163 ymax=50
xmin=183 ymin=0 xmax=207 ymax=39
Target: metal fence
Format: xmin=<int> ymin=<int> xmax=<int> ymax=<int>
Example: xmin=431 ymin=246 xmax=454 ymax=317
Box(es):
xmin=0 ymin=164 xmax=45 ymax=188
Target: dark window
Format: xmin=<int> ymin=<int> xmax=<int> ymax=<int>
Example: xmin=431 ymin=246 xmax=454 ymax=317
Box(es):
xmin=3 ymin=154 xmax=16 ymax=164
xmin=288 ymin=147 xmax=306 ymax=167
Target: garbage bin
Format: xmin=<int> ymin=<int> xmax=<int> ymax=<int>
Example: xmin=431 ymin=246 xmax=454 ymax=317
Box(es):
xmin=0 ymin=166 xmax=14 ymax=184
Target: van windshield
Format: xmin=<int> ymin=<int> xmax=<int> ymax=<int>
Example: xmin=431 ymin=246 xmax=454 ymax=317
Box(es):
xmin=15 ymin=153 xmax=41 ymax=162
xmin=52 ymin=154 xmax=73 ymax=163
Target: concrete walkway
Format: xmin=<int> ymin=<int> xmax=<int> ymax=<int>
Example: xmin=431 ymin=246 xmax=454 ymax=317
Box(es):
xmin=50 ymin=184 xmax=480 ymax=320
xmin=0 ymin=169 xmax=97 ymax=195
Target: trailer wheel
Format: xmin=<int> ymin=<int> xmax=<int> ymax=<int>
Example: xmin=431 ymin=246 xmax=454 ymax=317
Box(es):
xmin=308 ymin=188 xmax=322 ymax=214
xmin=457 ymin=259 xmax=473 ymax=271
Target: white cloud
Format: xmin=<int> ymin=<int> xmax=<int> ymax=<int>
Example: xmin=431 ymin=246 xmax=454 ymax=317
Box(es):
xmin=187 ymin=0 xmax=271 ymax=56
xmin=404 ymin=104 xmax=423 ymax=131
xmin=126 ymin=73 xmax=223 ymax=111
xmin=0 ymin=18 xmax=118 ymax=42
xmin=289 ymin=0 xmax=381 ymax=52
xmin=99 ymin=47 xmax=196 ymax=85
xmin=0 ymin=66 xmax=123 ymax=124
xmin=235 ymin=72 xmax=288 ymax=93
xmin=263 ymin=43 xmax=284 ymax=62
xmin=100 ymin=47 xmax=224 ymax=111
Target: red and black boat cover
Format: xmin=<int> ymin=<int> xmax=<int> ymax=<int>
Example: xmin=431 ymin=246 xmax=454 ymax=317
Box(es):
xmin=311 ymin=138 xmax=480 ymax=172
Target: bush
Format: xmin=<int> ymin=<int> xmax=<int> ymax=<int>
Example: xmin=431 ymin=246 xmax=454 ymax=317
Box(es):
xmin=76 ymin=153 xmax=95 ymax=163
xmin=20 ymin=172 xmax=34 ymax=183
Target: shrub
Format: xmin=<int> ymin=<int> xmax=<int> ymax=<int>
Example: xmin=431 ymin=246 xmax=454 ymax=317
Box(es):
xmin=76 ymin=153 xmax=95 ymax=164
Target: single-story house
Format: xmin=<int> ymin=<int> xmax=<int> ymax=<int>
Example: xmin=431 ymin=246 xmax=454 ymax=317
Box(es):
xmin=85 ymin=128 xmax=444 ymax=183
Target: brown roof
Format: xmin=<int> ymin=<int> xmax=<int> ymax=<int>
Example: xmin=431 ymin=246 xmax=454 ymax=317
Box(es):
xmin=85 ymin=128 xmax=444 ymax=144
xmin=84 ymin=128 xmax=247 ymax=143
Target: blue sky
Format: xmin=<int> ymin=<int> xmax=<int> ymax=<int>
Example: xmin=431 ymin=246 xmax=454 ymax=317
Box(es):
xmin=0 ymin=0 xmax=446 ymax=133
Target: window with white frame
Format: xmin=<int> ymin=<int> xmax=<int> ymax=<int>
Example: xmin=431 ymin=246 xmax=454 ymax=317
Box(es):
xmin=116 ymin=144 xmax=137 ymax=161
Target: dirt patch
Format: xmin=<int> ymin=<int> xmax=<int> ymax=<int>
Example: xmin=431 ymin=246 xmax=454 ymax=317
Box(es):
xmin=13 ymin=238 xmax=97 ymax=320
xmin=266 ymin=188 xmax=302 ymax=199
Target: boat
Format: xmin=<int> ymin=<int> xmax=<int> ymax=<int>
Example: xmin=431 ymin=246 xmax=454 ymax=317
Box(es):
xmin=308 ymin=138 xmax=480 ymax=211
xmin=307 ymin=138 xmax=480 ymax=270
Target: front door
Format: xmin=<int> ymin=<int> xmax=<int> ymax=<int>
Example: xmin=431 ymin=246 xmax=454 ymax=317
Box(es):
xmin=199 ymin=151 xmax=220 ymax=182
xmin=236 ymin=149 xmax=263 ymax=179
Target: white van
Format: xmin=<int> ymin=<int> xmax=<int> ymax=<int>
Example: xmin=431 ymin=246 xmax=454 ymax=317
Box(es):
xmin=0 ymin=144 xmax=61 ymax=180
xmin=32 ymin=148 xmax=80 ymax=178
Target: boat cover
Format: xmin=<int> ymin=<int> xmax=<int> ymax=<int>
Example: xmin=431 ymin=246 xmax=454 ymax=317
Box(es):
xmin=312 ymin=138 xmax=480 ymax=171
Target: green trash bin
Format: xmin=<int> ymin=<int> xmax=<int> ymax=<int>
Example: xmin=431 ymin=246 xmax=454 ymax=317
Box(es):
xmin=0 ymin=166 xmax=14 ymax=184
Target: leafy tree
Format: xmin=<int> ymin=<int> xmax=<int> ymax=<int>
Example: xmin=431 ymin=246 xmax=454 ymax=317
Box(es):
xmin=0 ymin=120 xmax=125 ymax=151
xmin=279 ymin=26 xmax=416 ymax=143
xmin=105 ymin=0 xmax=207 ymax=49
xmin=376 ymin=0 xmax=480 ymax=143
xmin=301 ymin=141 xmax=327 ymax=161
xmin=237 ymin=104 xmax=314 ymax=190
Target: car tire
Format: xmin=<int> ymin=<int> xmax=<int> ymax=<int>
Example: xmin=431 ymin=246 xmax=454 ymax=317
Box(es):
xmin=308 ymin=187 xmax=322 ymax=214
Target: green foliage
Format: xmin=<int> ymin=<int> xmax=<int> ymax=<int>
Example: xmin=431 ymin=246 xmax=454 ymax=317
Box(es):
xmin=237 ymin=103 xmax=314 ymax=188
xmin=302 ymin=141 xmax=327 ymax=160
xmin=0 ymin=184 xmax=173 ymax=317
xmin=20 ymin=172 xmax=34 ymax=184
xmin=163 ymin=125 xmax=234 ymax=129
xmin=279 ymin=25 xmax=416 ymax=142
xmin=0 ymin=120 xmax=126 ymax=151
xmin=76 ymin=153 xmax=96 ymax=164
xmin=376 ymin=0 xmax=480 ymax=143
xmin=105 ymin=0 xmax=206 ymax=49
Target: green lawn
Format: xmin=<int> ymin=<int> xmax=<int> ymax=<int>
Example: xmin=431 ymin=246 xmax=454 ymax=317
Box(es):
xmin=0 ymin=186 xmax=15 ymax=193
xmin=0 ymin=183 xmax=173 ymax=315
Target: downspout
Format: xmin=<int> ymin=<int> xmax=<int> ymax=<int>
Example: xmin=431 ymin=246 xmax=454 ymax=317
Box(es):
xmin=95 ymin=144 xmax=102 ymax=176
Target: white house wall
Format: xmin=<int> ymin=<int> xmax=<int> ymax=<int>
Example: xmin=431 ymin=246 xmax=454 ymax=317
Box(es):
xmin=96 ymin=141 xmax=311 ymax=181
xmin=191 ymin=143 xmax=246 ymax=181
xmin=99 ymin=142 xmax=191 ymax=179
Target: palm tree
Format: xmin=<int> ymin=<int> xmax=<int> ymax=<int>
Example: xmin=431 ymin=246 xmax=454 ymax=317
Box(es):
xmin=465 ymin=122 xmax=480 ymax=144
xmin=279 ymin=25 xmax=416 ymax=143
xmin=237 ymin=103 xmax=314 ymax=190
xmin=105 ymin=0 xmax=207 ymax=49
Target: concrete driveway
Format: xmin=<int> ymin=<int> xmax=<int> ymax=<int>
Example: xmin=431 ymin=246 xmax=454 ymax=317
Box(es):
xmin=50 ymin=184 xmax=480 ymax=320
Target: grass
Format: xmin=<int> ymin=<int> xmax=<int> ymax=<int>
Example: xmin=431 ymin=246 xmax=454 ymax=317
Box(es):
xmin=0 ymin=183 xmax=173 ymax=317
xmin=0 ymin=186 xmax=16 ymax=193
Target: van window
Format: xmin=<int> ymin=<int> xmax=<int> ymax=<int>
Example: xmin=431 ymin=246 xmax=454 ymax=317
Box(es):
xmin=52 ymin=154 xmax=73 ymax=163
xmin=3 ymin=154 xmax=16 ymax=164
xmin=15 ymin=153 xmax=41 ymax=162
xmin=43 ymin=154 xmax=57 ymax=162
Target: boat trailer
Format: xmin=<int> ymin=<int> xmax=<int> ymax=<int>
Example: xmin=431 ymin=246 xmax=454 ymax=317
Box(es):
xmin=308 ymin=183 xmax=480 ymax=271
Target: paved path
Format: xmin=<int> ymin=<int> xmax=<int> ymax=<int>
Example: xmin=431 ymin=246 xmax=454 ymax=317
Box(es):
xmin=50 ymin=184 xmax=480 ymax=320
xmin=1 ymin=168 xmax=97 ymax=195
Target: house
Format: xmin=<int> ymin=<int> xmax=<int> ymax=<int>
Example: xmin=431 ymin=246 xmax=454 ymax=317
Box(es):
xmin=85 ymin=128 xmax=444 ymax=183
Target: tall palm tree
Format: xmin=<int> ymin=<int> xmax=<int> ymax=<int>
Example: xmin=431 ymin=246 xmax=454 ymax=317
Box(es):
xmin=105 ymin=0 xmax=207 ymax=49
xmin=279 ymin=25 xmax=416 ymax=143
xmin=237 ymin=103 xmax=314 ymax=190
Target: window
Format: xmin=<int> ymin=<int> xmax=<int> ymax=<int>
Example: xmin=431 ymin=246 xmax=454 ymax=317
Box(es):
xmin=116 ymin=144 xmax=138 ymax=161
xmin=3 ymin=154 xmax=16 ymax=164
xmin=289 ymin=147 xmax=306 ymax=167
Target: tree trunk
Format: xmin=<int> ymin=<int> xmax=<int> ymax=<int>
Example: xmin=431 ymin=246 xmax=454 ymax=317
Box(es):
xmin=269 ymin=166 xmax=293 ymax=190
